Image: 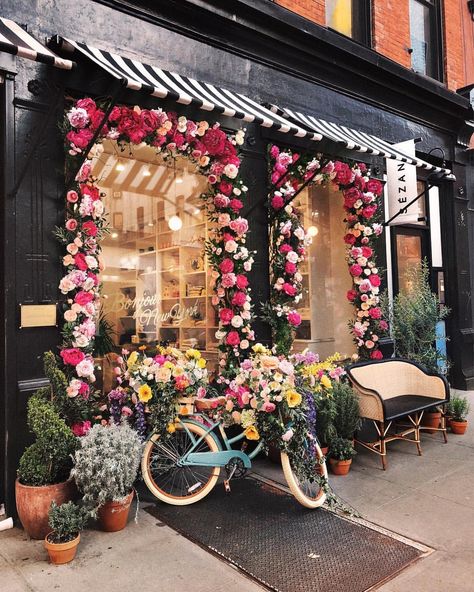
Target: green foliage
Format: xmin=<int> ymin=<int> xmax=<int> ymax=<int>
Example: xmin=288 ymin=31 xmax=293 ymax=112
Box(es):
xmin=94 ymin=313 xmax=116 ymax=357
xmin=18 ymin=388 xmax=78 ymax=486
xmin=47 ymin=501 xmax=88 ymax=544
xmin=73 ymin=423 xmax=142 ymax=512
xmin=332 ymin=381 xmax=361 ymax=440
xmin=329 ymin=437 xmax=356 ymax=461
xmin=382 ymin=261 xmax=450 ymax=373
xmin=447 ymin=395 xmax=470 ymax=422
xmin=315 ymin=395 xmax=337 ymax=446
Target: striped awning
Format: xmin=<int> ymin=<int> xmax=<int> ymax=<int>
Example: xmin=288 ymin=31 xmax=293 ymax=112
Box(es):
xmin=271 ymin=105 xmax=453 ymax=178
xmin=0 ymin=18 xmax=73 ymax=69
xmin=49 ymin=37 xmax=317 ymax=139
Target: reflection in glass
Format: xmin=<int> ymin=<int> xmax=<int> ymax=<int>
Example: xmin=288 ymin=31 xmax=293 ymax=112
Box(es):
xmin=326 ymin=0 xmax=352 ymax=37
xmin=396 ymin=234 xmax=422 ymax=293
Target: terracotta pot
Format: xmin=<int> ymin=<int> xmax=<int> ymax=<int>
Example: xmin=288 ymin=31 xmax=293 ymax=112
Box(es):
xmin=422 ymin=411 xmax=441 ymax=434
xmin=98 ymin=491 xmax=134 ymax=532
xmin=44 ymin=533 xmax=80 ymax=565
xmin=15 ymin=478 xmax=77 ymax=540
xmin=320 ymin=446 xmax=329 ymax=456
xmin=450 ymin=420 xmax=468 ymax=435
xmin=329 ymin=458 xmax=352 ymax=476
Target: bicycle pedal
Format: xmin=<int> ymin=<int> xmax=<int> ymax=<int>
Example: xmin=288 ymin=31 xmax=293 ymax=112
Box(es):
xmin=224 ymin=480 xmax=231 ymax=493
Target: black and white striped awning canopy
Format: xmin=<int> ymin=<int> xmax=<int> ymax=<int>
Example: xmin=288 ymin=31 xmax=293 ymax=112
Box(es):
xmin=0 ymin=18 xmax=73 ymax=69
xmin=271 ymin=105 xmax=453 ymax=178
xmin=51 ymin=38 xmax=317 ymax=139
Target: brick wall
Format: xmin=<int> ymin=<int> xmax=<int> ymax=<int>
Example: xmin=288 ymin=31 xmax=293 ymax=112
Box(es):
xmin=274 ymin=0 xmax=468 ymax=91
xmin=274 ymin=0 xmax=325 ymax=25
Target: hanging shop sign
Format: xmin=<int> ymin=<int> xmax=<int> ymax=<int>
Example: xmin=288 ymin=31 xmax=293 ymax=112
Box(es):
xmin=385 ymin=139 xmax=419 ymax=225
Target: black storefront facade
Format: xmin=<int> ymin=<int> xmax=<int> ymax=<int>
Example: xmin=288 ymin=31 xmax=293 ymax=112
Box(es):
xmin=1 ymin=0 xmax=474 ymax=515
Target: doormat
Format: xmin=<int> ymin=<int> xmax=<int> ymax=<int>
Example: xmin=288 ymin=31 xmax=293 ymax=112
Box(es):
xmin=145 ymin=477 xmax=424 ymax=592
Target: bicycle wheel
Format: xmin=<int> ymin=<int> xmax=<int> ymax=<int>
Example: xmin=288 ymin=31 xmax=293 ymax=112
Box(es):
xmin=281 ymin=440 xmax=328 ymax=509
xmin=142 ymin=420 xmax=221 ymax=505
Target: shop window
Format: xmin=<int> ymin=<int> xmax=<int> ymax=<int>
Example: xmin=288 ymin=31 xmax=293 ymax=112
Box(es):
xmin=325 ymin=0 xmax=371 ymax=45
xmin=409 ymin=0 xmax=442 ymax=80
xmin=395 ymin=233 xmax=423 ymax=293
xmin=292 ymin=184 xmax=356 ymax=359
xmin=91 ymin=141 xmax=218 ymax=363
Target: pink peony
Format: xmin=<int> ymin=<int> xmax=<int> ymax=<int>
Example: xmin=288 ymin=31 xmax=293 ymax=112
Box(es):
xmin=221 ymin=273 xmax=237 ymax=288
xmin=349 ymin=264 xmax=363 ymax=277
xmin=202 ymin=127 xmax=227 ymax=155
xmin=232 ymin=291 xmax=247 ymax=307
xmin=379 ymin=320 xmax=389 ymax=331
xmin=82 ymin=220 xmax=98 ymax=236
xmin=236 ymin=275 xmax=248 ymax=289
xmin=219 ymin=308 xmax=233 ymax=325
xmin=271 ymin=195 xmax=285 ymax=210
xmin=67 ymin=107 xmax=89 ymax=129
xmin=366 ymin=178 xmax=383 ymax=195
xmin=361 ymin=246 xmax=373 ymax=258
xmin=226 ymin=331 xmax=241 ymax=346
xmin=279 ymin=244 xmax=292 ymax=254
xmin=370 ymin=274 xmax=381 ymax=287
xmin=287 ymin=311 xmax=302 ymax=326
xmin=74 ymin=253 xmax=88 ymax=271
xmin=74 ymin=291 xmax=94 ymax=306
xmin=229 ymin=198 xmax=243 ymax=212
xmin=285 ymin=262 xmax=297 ymax=275
xmin=219 ymin=258 xmax=234 ymax=273
xmin=334 ymin=162 xmax=353 ymax=185
xmin=270 ymin=145 xmax=280 ymax=159
xmin=362 ymin=205 xmax=377 ymax=219
xmin=282 ymin=282 xmax=297 ymax=296
xmin=66 ymin=128 xmax=94 ymax=150
xmin=60 ymin=348 xmax=85 ymax=366
xmin=214 ymin=193 xmax=230 ymax=208
xmin=368 ymin=307 xmax=382 ymax=319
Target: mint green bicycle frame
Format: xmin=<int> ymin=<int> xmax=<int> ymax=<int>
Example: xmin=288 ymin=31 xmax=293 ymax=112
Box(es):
xmin=161 ymin=415 xmax=265 ymax=470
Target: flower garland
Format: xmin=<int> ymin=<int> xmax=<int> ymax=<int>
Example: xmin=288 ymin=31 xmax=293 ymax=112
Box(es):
xmin=267 ymin=145 xmax=387 ymax=360
xmin=59 ymin=98 xmax=255 ymax=404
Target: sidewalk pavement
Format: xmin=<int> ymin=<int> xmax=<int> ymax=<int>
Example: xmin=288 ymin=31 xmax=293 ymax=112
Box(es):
xmin=1 ymin=389 xmax=474 ymax=592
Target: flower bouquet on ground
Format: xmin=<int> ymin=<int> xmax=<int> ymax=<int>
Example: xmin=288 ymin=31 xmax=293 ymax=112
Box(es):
xmin=108 ymin=346 xmax=210 ymax=439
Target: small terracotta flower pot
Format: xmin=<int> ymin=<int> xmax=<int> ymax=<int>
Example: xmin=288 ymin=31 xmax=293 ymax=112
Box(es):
xmin=98 ymin=491 xmax=134 ymax=532
xmin=329 ymin=458 xmax=352 ymax=476
xmin=450 ymin=420 xmax=468 ymax=435
xmin=422 ymin=411 xmax=441 ymax=434
xmin=320 ymin=446 xmax=329 ymax=457
xmin=15 ymin=478 xmax=77 ymax=540
xmin=44 ymin=533 xmax=80 ymax=565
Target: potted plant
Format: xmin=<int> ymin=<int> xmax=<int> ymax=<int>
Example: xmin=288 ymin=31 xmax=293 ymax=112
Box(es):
xmin=332 ymin=381 xmax=361 ymax=442
xmin=73 ymin=423 xmax=142 ymax=532
xmin=447 ymin=396 xmax=470 ymax=435
xmin=314 ymin=394 xmax=337 ymax=455
xmin=328 ymin=437 xmax=356 ymax=476
xmin=16 ymin=354 xmax=78 ymax=540
xmin=422 ymin=405 xmax=442 ymax=434
xmin=44 ymin=501 xmax=88 ymax=565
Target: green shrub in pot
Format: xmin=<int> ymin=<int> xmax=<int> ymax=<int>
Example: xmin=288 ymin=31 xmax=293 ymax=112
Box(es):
xmin=332 ymin=381 xmax=361 ymax=441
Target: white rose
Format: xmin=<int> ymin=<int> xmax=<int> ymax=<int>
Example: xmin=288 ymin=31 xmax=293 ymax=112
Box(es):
xmin=286 ymin=251 xmax=298 ymax=263
xmin=225 ymin=240 xmax=238 ymax=253
xmin=294 ymin=227 xmax=305 ymax=240
xmin=233 ymin=187 xmax=241 ymax=196
xmin=240 ymin=339 xmax=250 ymax=349
xmin=85 ymin=256 xmax=98 ymax=269
xmin=244 ymin=261 xmax=252 ymax=272
xmin=231 ymin=315 xmax=243 ymax=328
xmin=224 ymin=164 xmax=238 ymax=179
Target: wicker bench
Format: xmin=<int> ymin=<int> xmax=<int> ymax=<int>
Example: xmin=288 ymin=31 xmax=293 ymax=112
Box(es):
xmin=346 ymin=358 xmax=450 ymax=469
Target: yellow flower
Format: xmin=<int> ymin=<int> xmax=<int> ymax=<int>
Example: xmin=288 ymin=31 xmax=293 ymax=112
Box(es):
xmin=286 ymin=389 xmax=302 ymax=408
xmin=197 ymin=358 xmax=207 ymax=369
xmin=252 ymin=343 xmax=269 ymax=354
xmin=172 ymin=366 xmax=184 ymax=377
xmin=320 ymin=375 xmax=332 ymax=390
xmin=138 ymin=384 xmax=152 ymax=403
xmin=164 ymin=361 xmax=174 ymax=370
xmin=244 ymin=425 xmax=260 ymax=440
xmin=127 ymin=351 xmax=139 ymax=369
xmin=186 ymin=348 xmax=201 ymax=360
xmin=167 ymin=423 xmax=176 ymax=434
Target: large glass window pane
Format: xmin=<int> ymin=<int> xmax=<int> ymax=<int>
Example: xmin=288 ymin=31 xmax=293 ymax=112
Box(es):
xmin=410 ymin=0 xmax=435 ymax=77
xmin=91 ymin=141 xmax=218 ymax=363
xmin=396 ymin=234 xmax=423 ymax=293
xmin=326 ymin=0 xmax=353 ymax=38
xmin=292 ymin=185 xmax=356 ymax=359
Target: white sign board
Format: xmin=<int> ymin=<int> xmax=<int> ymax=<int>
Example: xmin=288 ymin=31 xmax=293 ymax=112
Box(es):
xmin=385 ymin=139 xmax=420 ymax=225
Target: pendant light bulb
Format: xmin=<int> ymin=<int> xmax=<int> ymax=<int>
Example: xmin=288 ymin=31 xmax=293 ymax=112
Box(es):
xmin=168 ymin=215 xmax=183 ymax=231
xmin=307 ymin=225 xmax=318 ymax=237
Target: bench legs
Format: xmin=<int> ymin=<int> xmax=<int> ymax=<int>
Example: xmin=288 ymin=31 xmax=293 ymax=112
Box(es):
xmin=418 ymin=405 xmax=448 ymax=443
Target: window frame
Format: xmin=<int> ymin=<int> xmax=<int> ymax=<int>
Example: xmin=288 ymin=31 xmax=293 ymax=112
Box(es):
xmin=325 ymin=0 xmax=372 ymax=47
xmin=409 ymin=0 xmax=444 ymax=82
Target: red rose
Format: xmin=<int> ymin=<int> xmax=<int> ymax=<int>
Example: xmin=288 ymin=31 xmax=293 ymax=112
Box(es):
xmin=334 ymin=162 xmax=353 ymax=186
xmin=366 ymin=179 xmax=383 ymax=195
xmin=202 ymin=128 xmax=227 ymax=155
xmin=76 ymin=98 xmax=97 ymax=115
xmin=279 ymin=244 xmax=292 ymax=254
xmin=226 ymin=331 xmax=241 ymax=346
xmin=229 ymin=199 xmax=243 ymax=212
xmin=231 ymin=291 xmax=247 ymax=307
xmin=287 ymin=311 xmax=302 ymax=327
xmin=370 ymin=274 xmax=381 ymax=287
xmin=361 ymin=246 xmax=373 ymax=258
xmin=66 ymin=128 xmax=94 ymax=150
xmin=81 ymin=184 xmax=100 ymax=201
xmin=368 ymin=307 xmax=382 ymax=319
xmin=362 ymin=205 xmax=377 ymax=219
xmin=74 ymin=291 xmax=94 ymax=306
xmin=271 ymin=195 xmax=285 ymax=210
xmin=71 ymin=420 xmax=91 ymax=437
xmin=282 ymin=282 xmax=297 ymax=296
xmin=219 ymin=259 xmax=234 ymax=273
xmin=346 ymin=289 xmax=358 ymax=302
xmin=108 ymin=105 xmax=125 ymax=123
xmin=285 ymin=262 xmax=297 ymax=275
xmin=354 ymin=174 xmax=366 ymax=191
xmin=74 ymin=253 xmax=88 ymax=271
xmin=236 ymin=275 xmax=248 ymax=289
xmin=219 ymin=181 xmax=233 ymax=196
xmin=118 ymin=110 xmax=146 ymax=144
xmin=140 ymin=109 xmax=160 ymax=133
xmin=221 ymin=140 xmax=237 ymax=164
xmin=89 ymin=109 xmax=108 ymax=134
xmin=60 ymin=348 xmax=85 ymax=366
xmin=219 ymin=308 xmax=233 ymax=325
xmin=344 ymin=233 xmax=356 ymax=245
xmin=349 ymin=264 xmax=363 ymax=277
xmin=370 ymin=350 xmax=383 ymax=360
xmin=82 ymin=220 xmax=98 ymax=237
xmin=343 ymin=187 xmax=360 ymax=209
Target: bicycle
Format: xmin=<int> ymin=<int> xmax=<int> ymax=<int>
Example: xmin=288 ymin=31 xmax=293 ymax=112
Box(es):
xmin=141 ymin=397 xmax=328 ymax=509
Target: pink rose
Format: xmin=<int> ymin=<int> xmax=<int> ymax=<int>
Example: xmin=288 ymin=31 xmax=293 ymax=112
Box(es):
xmin=229 ymin=217 xmax=248 ymax=236
xmin=60 ymin=348 xmax=86 ymax=366
xmin=271 ymin=195 xmax=285 ymax=210
xmin=221 ymin=273 xmax=237 ymax=288
xmin=219 ymin=180 xmax=233 ymax=196
xmin=214 ymin=193 xmax=230 ymax=208
xmin=349 ymin=264 xmax=363 ymax=277
xmin=66 ymin=128 xmax=93 ymax=150
xmin=262 ymin=401 xmax=276 ymax=412
xmin=231 ymin=291 xmax=247 ymax=307
xmin=226 ymin=331 xmax=241 ymax=346
xmin=270 ymin=145 xmax=280 ymax=159
xmin=74 ymin=253 xmax=88 ymax=271
xmin=370 ymin=274 xmax=381 ymax=287
xmin=74 ymin=291 xmax=94 ymax=306
xmin=282 ymin=282 xmax=297 ymax=296
xmin=366 ymin=178 xmax=383 ymax=195
xmin=67 ymin=190 xmax=79 ymax=203
xmin=219 ymin=259 xmax=234 ymax=273
xmin=236 ymin=275 xmax=248 ymax=289
xmin=361 ymin=246 xmax=373 ymax=258
xmin=66 ymin=219 xmax=78 ymax=231
xmin=368 ymin=307 xmax=382 ymax=319
xmin=287 ymin=311 xmax=302 ymax=327
xmin=279 ymin=244 xmax=292 ymax=254
xmin=229 ymin=199 xmax=243 ymax=212
xmin=362 ymin=205 xmax=377 ymax=219
xmin=371 ymin=350 xmax=383 ymax=360
xmin=76 ymin=98 xmax=97 ymax=114
xmin=285 ymin=262 xmax=297 ymax=275
xmin=82 ymin=220 xmax=98 ymax=236
xmin=219 ymin=308 xmax=233 ymax=325
xmin=71 ymin=421 xmax=91 ymax=437
xmin=334 ymin=161 xmax=353 ymax=185
xmin=347 ymin=289 xmax=358 ymax=302
xmin=79 ymin=382 xmax=90 ymax=400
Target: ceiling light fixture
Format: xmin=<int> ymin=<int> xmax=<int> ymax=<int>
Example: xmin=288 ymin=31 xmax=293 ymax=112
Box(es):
xmin=111 ymin=232 xmax=119 ymax=239
xmin=168 ymin=215 xmax=183 ymax=231
xmin=307 ymin=226 xmax=318 ymax=237
xmin=143 ymin=168 xmax=151 ymax=177
xmin=115 ymin=161 xmax=125 ymax=172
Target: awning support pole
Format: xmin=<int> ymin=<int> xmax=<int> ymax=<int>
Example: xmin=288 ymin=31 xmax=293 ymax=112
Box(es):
xmin=65 ymin=79 xmax=125 ymax=188
xmin=8 ymin=83 xmax=64 ymax=199
xmin=383 ymin=184 xmax=434 ymax=227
